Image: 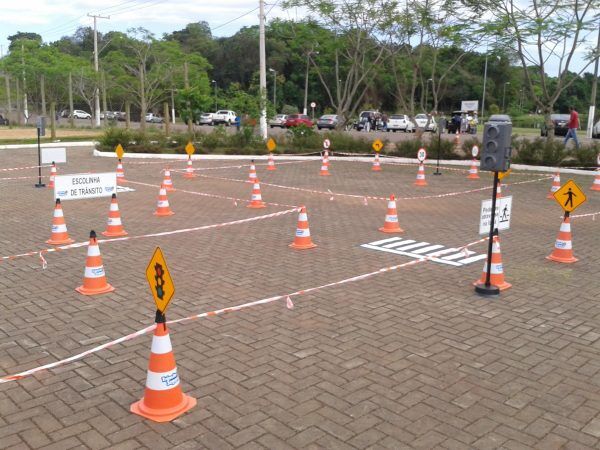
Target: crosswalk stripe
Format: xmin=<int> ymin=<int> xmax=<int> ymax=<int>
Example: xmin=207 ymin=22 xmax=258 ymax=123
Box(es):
xmin=368 ymin=237 xmax=402 ymax=246
xmin=383 ymin=239 xmax=415 ymax=248
xmin=412 ymin=244 xmax=445 ymax=254
xmin=393 ymin=242 xmax=430 ymax=251
xmin=441 ymin=250 xmax=474 ymax=261
xmin=455 ymin=254 xmax=487 ymax=264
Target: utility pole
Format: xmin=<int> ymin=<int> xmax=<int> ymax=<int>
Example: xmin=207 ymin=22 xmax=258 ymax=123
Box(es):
xmin=21 ymin=43 xmax=28 ymax=123
xmin=101 ymin=71 xmax=108 ymax=126
xmin=587 ymin=26 xmax=600 ymax=138
xmin=258 ymin=0 xmax=267 ymax=140
xmin=5 ymin=74 xmax=11 ymax=123
xmin=40 ymin=75 xmax=46 ymax=116
xmin=68 ymin=72 xmax=74 ymax=127
xmin=88 ymin=13 xmax=110 ymax=128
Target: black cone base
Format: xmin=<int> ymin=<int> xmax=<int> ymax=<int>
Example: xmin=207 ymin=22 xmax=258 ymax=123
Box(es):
xmin=474 ymin=283 xmax=500 ymax=297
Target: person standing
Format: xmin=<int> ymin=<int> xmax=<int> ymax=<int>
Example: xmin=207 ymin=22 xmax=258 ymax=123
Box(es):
xmin=564 ymin=106 xmax=579 ymax=149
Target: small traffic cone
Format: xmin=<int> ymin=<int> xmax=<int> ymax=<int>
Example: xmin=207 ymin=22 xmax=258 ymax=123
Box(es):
xmin=473 ymin=235 xmax=511 ymax=291
xmin=496 ymin=182 xmax=503 ymax=199
xmin=183 ymin=156 xmax=196 ymax=179
xmin=590 ymin=168 xmax=600 ymax=191
xmin=454 ymin=130 xmax=460 ymax=148
xmin=46 ymin=198 xmax=74 ymax=245
xmin=247 ymin=178 xmax=266 ymax=208
xmin=162 ymin=167 xmax=175 ymax=191
xmin=48 ymin=162 xmax=57 ymax=189
xmin=248 ymin=160 xmax=257 ymax=181
xmin=414 ymin=163 xmax=427 ymax=186
xmin=102 ymin=193 xmax=128 ymax=237
xmin=75 ymin=230 xmax=115 ymax=295
xmin=267 ymin=153 xmax=276 ymax=171
xmin=547 ymin=171 xmax=560 ymax=199
xmin=379 ymin=195 xmax=403 ymax=233
xmin=154 ymin=184 xmax=174 ymax=216
xmin=546 ymin=215 xmax=577 ymax=263
xmin=372 ymin=153 xmax=382 ymax=172
xmin=320 ymin=152 xmax=331 ymax=176
xmin=289 ymin=206 xmax=317 ymax=249
xmin=116 ymin=159 xmax=126 ymax=184
xmin=131 ymin=321 xmax=196 ymax=422
xmin=467 ymin=159 xmax=479 ymax=179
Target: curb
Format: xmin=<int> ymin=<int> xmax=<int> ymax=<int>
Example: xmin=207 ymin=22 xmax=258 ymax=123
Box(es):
xmin=0 ymin=141 xmax=97 ymax=150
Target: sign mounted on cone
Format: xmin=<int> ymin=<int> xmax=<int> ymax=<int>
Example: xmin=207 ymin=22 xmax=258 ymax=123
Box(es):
xmin=323 ymin=138 xmax=331 ymax=149
xmin=146 ymin=247 xmax=175 ymax=313
xmin=417 ymin=148 xmax=427 ymax=162
xmin=372 ymin=139 xmax=383 ymax=152
xmin=479 ymin=196 xmax=513 ymax=235
xmin=115 ymin=144 xmax=125 ymax=159
xmin=472 ymin=146 xmax=479 ymax=158
xmin=266 ymin=138 xmax=277 ymax=152
xmin=185 ymin=142 xmax=195 ymax=156
xmin=498 ymin=169 xmax=511 ymax=180
xmin=553 ymin=179 xmax=586 ymax=212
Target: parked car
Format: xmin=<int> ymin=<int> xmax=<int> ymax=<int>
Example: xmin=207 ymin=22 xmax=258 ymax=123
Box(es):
xmin=71 ymin=110 xmax=91 ymax=119
xmin=593 ymin=120 xmax=600 ymax=138
xmin=269 ymin=114 xmax=288 ymax=128
xmin=387 ymin=114 xmax=415 ymax=132
xmin=196 ymin=112 xmax=214 ymax=126
xmin=115 ymin=112 xmax=126 ymax=121
xmin=488 ymin=114 xmax=512 ymax=123
xmin=0 ymin=114 xmax=9 ymax=125
xmin=285 ymin=114 xmax=314 ymax=128
xmin=145 ymin=113 xmax=164 ymax=123
xmin=317 ymin=114 xmax=338 ymax=130
xmin=541 ymin=114 xmax=570 ymax=137
xmin=213 ymin=110 xmax=237 ymax=125
xmin=414 ymin=113 xmax=437 ymax=132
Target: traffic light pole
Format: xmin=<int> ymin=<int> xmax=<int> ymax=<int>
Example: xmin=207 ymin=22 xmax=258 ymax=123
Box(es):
xmin=475 ymin=171 xmax=500 ymax=296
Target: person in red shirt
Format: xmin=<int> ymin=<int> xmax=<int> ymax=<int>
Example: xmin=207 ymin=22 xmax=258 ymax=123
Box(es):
xmin=564 ymin=106 xmax=579 ymax=149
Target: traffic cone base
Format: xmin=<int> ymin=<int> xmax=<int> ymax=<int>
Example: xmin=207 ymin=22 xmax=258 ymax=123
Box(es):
xmin=76 ymin=282 xmax=115 ymax=295
xmin=547 ymin=216 xmax=577 ymax=263
xmin=46 ymin=236 xmax=75 ymax=245
xmin=379 ymin=224 xmax=403 ymax=233
xmin=290 ymin=207 xmax=317 ymax=250
xmin=546 ymin=254 xmax=578 ymax=264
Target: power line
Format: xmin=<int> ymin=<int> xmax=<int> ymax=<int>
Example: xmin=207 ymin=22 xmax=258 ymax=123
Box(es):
xmin=212 ymin=6 xmax=260 ymax=32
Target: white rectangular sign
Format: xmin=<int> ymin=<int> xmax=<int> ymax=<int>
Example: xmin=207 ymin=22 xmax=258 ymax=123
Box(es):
xmin=461 ymin=100 xmax=479 ymax=112
xmin=479 ymin=195 xmax=513 ymax=235
xmin=54 ymin=172 xmax=117 ymax=201
xmin=41 ymin=147 xmax=67 ymax=164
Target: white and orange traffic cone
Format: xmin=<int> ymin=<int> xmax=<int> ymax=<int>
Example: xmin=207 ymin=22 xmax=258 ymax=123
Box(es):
xmin=248 ymin=160 xmax=257 ymax=182
xmin=131 ymin=321 xmax=196 ymax=422
xmin=183 ymin=156 xmax=196 ymax=179
xmin=289 ymin=206 xmax=317 ymax=249
xmin=454 ymin=130 xmax=460 ymax=147
xmin=590 ymin=168 xmax=600 ymax=192
xmin=46 ymin=198 xmax=75 ymax=245
xmin=75 ymin=230 xmax=115 ymax=295
xmin=414 ymin=163 xmax=427 ymax=186
xmin=379 ymin=195 xmax=403 ymax=233
xmin=116 ymin=159 xmax=126 ymax=184
xmin=154 ymin=184 xmax=174 ymax=216
xmin=162 ymin=167 xmax=175 ymax=191
xmin=467 ymin=159 xmax=479 ymax=179
xmin=102 ymin=193 xmax=128 ymax=237
xmin=473 ymin=235 xmax=511 ymax=291
xmin=247 ymin=178 xmax=266 ymax=208
xmin=372 ymin=153 xmax=382 ymax=172
xmin=320 ymin=151 xmax=331 ymax=176
xmin=547 ymin=215 xmax=577 ymax=263
xmin=547 ymin=171 xmax=560 ymax=199
xmin=267 ymin=153 xmax=276 ymax=171
xmin=48 ymin=162 xmax=57 ymax=189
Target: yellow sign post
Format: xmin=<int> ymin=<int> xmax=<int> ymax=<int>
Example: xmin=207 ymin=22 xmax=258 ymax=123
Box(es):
xmin=266 ymin=138 xmax=277 ymax=153
xmin=553 ymin=179 xmax=586 ymax=213
xmin=146 ymin=247 xmax=175 ymax=316
xmin=185 ymin=142 xmax=195 ymax=156
xmin=372 ymin=139 xmax=383 ymax=152
xmin=115 ymin=144 xmax=125 ymax=159
xmin=498 ymin=169 xmax=511 ymax=180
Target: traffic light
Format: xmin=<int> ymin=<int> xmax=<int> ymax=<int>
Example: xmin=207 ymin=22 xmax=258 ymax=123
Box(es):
xmin=481 ymin=122 xmax=512 ymax=172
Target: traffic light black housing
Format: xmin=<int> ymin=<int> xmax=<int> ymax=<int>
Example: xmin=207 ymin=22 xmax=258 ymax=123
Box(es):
xmin=481 ymin=122 xmax=512 ymax=172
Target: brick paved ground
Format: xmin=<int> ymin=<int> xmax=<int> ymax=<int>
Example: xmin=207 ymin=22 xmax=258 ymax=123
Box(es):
xmin=0 ymin=146 xmax=599 ymax=449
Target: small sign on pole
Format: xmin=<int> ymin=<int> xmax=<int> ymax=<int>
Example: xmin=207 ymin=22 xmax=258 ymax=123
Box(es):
xmin=115 ymin=144 xmax=125 ymax=159
xmin=146 ymin=247 xmax=175 ymax=314
xmin=266 ymin=138 xmax=277 ymax=152
xmin=54 ymin=172 xmax=117 ymax=201
xmin=479 ymin=196 xmax=513 ymax=235
xmin=372 ymin=139 xmax=383 ymax=152
xmin=472 ymin=145 xmax=479 ymax=158
xmin=417 ymin=148 xmax=427 ymax=162
xmin=323 ymin=138 xmax=331 ymax=149
xmin=41 ymin=147 xmax=67 ymax=164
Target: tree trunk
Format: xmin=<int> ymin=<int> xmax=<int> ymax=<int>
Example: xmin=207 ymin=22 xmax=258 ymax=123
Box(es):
xmin=40 ymin=75 xmax=46 ymax=117
xmin=68 ymin=72 xmax=74 ymax=128
xmin=50 ymin=102 xmax=56 ymax=140
xmin=164 ymin=102 xmax=170 ymax=136
xmin=125 ymin=102 xmax=131 ymax=129
xmin=16 ymin=78 xmax=22 ymax=126
xmin=139 ymin=63 xmax=146 ymax=133
xmin=5 ymin=75 xmax=12 ymax=124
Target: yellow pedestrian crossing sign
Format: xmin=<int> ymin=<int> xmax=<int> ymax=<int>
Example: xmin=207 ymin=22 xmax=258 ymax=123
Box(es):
xmin=115 ymin=144 xmax=125 ymax=159
xmin=553 ymin=179 xmax=586 ymax=212
xmin=145 ymin=247 xmax=175 ymax=314
xmin=372 ymin=139 xmax=383 ymax=152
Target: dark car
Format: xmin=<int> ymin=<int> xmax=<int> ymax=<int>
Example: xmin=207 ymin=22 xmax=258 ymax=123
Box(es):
xmin=316 ymin=114 xmax=338 ymax=130
xmin=285 ymin=114 xmax=314 ymax=128
xmin=0 ymin=114 xmax=9 ymax=125
xmin=541 ymin=114 xmax=570 ymax=137
xmin=488 ymin=114 xmax=512 ymax=123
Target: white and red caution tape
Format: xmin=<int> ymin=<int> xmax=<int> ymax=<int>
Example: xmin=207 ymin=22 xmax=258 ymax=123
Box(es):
xmin=0 ymin=164 xmax=51 ymax=172
xmin=0 ymin=175 xmax=46 ymax=181
xmin=570 ymin=211 xmax=600 ymax=220
xmin=0 ymin=236 xmax=488 ymax=384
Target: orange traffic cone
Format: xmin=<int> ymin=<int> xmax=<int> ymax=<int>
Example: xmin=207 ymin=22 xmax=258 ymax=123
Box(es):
xmin=102 ymin=193 xmax=128 ymax=237
xmin=130 ymin=322 xmax=196 ymax=422
xmin=248 ymin=160 xmax=257 ymax=181
xmin=473 ymin=235 xmax=511 ymax=290
xmin=590 ymin=168 xmax=600 ymax=191
xmin=48 ymin=162 xmax=57 ymax=189
xmin=247 ymin=178 xmax=266 ymax=208
xmin=75 ymin=230 xmax=115 ymax=295
xmin=547 ymin=215 xmax=577 ymax=263
xmin=467 ymin=159 xmax=479 ymax=179
xmin=414 ymin=163 xmax=427 ymax=186
xmin=372 ymin=153 xmax=382 ymax=172
xmin=267 ymin=153 xmax=276 ymax=171
xmin=154 ymin=184 xmax=174 ymax=216
xmin=116 ymin=159 xmax=126 ymax=184
xmin=454 ymin=130 xmax=460 ymax=148
xmin=183 ymin=156 xmax=196 ymax=179
xmin=320 ymin=151 xmax=331 ymax=176
xmin=162 ymin=167 xmax=175 ymax=191
xmin=46 ymin=199 xmax=75 ymax=245
xmin=379 ymin=195 xmax=403 ymax=233
xmin=547 ymin=171 xmax=560 ymax=199
xmin=289 ymin=206 xmax=317 ymax=249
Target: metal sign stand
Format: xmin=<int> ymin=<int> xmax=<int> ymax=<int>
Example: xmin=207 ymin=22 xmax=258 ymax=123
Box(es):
xmin=475 ymin=171 xmax=500 ymax=296
xmin=34 ymin=123 xmax=46 ymax=188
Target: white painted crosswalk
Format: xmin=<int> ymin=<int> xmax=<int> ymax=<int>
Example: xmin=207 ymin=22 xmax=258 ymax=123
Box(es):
xmin=361 ymin=237 xmax=486 ymax=267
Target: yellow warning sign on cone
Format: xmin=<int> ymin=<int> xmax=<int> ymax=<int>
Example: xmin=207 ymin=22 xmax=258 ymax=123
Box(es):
xmin=146 ymin=247 xmax=175 ymax=313
xmin=553 ymin=180 xmax=586 ymax=213
xmin=115 ymin=144 xmax=125 ymax=159
xmin=185 ymin=142 xmax=195 ymax=156
xmin=266 ymin=138 xmax=277 ymax=152
xmin=372 ymin=139 xmax=383 ymax=152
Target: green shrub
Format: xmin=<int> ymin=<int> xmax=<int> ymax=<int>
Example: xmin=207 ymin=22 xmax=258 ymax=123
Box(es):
xmin=392 ymin=137 xmax=460 ymax=159
xmin=512 ymin=137 xmax=569 ymax=166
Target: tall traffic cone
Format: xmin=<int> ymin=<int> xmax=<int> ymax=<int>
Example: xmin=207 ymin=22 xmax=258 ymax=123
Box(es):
xmin=590 ymin=168 xmax=600 ymax=191
xmin=414 ymin=163 xmax=427 ymax=186
xmin=75 ymin=230 xmax=115 ymax=295
xmin=467 ymin=159 xmax=479 ymax=179
xmin=289 ymin=206 xmax=317 ymax=249
xmin=46 ymin=198 xmax=74 ymax=245
xmin=116 ymin=159 xmax=126 ymax=184
xmin=473 ymin=235 xmax=511 ymax=291
xmin=248 ymin=160 xmax=257 ymax=181
xmin=154 ymin=184 xmax=174 ymax=216
xmin=183 ymin=156 xmax=196 ymax=179
xmin=379 ymin=195 xmax=403 ymax=233
xmin=162 ymin=167 xmax=175 ymax=191
xmin=102 ymin=193 xmax=128 ymax=237
xmin=247 ymin=178 xmax=266 ymax=208
xmin=48 ymin=161 xmax=57 ymax=189
xmin=546 ymin=215 xmax=577 ymax=263
xmin=267 ymin=153 xmax=276 ymax=171
xmin=547 ymin=171 xmax=560 ymax=199
xmin=372 ymin=153 xmax=382 ymax=172
xmin=130 ymin=322 xmax=196 ymax=422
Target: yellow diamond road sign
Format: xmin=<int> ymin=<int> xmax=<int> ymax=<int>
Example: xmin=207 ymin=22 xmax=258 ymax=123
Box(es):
xmin=185 ymin=142 xmax=195 ymax=156
xmin=498 ymin=169 xmax=511 ymax=180
xmin=266 ymin=138 xmax=277 ymax=152
xmin=372 ymin=139 xmax=383 ymax=152
xmin=115 ymin=143 xmax=125 ymax=159
xmin=146 ymin=247 xmax=175 ymax=314
xmin=553 ymin=179 xmax=586 ymax=212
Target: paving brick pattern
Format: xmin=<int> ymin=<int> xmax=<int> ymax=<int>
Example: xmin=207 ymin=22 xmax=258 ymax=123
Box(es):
xmin=0 ymin=147 xmax=599 ymax=449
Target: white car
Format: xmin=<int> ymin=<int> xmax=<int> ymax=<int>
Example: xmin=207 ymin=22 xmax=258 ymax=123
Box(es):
xmin=72 ymin=110 xmax=91 ymax=119
xmin=213 ymin=110 xmax=237 ymax=126
xmin=197 ymin=112 xmax=214 ymax=126
xmin=144 ymin=113 xmax=164 ymax=123
xmin=269 ymin=114 xmax=288 ymax=128
xmin=414 ymin=113 xmax=438 ymax=132
xmin=387 ymin=114 xmax=415 ymax=132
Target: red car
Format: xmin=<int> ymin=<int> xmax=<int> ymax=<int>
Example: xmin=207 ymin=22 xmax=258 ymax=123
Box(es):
xmin=285 ymin=114 xmax=314 ymax=128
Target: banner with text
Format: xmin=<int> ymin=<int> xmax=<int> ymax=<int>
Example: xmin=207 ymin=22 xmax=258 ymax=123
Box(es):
xmin=54 ymin=172 xmax=117 ymax=201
